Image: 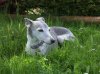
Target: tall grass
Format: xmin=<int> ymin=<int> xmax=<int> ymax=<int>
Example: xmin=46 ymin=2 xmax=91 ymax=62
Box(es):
xmin=0 ymin=14 xmax=100 ymax=74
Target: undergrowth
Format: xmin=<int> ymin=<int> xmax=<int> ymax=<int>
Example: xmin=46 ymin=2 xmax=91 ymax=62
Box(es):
xmin=0 ymin=14 xmax=100 ymax=74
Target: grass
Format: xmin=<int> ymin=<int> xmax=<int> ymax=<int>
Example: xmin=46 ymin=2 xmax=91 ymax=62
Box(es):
xmin=0 ymin=14 xmax=100 ymax=74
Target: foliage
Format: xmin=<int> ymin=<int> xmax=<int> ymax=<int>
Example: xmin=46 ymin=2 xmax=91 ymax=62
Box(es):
xmin=1 ymin=0 xmax=100 ymax=16
xmin=0 ymin=14 xmax=100 ymax=74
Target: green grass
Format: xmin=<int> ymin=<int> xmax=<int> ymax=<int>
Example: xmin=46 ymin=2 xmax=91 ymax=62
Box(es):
xmin=0 ymin=14 xmax=100 ymax=74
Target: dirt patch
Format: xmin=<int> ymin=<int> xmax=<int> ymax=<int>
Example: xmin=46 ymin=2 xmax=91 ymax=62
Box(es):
xmin=60 ymin=16 xmax=100 ymax=23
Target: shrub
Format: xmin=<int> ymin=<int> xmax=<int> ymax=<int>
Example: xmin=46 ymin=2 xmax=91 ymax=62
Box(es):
xmin=1 ymin=0 xmax=100 ymax=16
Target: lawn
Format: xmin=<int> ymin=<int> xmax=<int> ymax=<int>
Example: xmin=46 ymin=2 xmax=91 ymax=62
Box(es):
xmin=0 ymin=14 xmax=100 ymax=74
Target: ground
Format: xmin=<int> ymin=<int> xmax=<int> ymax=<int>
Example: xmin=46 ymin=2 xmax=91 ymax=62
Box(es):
xmin=0 ymin=14 xmax=100 ymax=74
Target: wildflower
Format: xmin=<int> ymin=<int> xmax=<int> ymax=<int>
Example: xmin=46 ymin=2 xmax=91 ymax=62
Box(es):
xmin=84 ymin=73 xmax=88 ymax=74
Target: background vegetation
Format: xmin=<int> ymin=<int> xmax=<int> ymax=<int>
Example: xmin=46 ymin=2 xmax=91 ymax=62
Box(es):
xmin=0 ymin=14 xmax=100 ymax=74
xmin=0 ymin=0 xmax=100 ymax=16
xmin=0 ymin=0 xmax=100 ymax=74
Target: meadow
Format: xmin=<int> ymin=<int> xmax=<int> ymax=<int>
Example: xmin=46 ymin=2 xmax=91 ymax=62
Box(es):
xmin=0 ymin=14 xmax=100 ymax=74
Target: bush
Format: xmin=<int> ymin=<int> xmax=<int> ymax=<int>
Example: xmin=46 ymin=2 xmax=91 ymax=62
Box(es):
xmin=1 ymin=0 xmax=100 ymax=16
